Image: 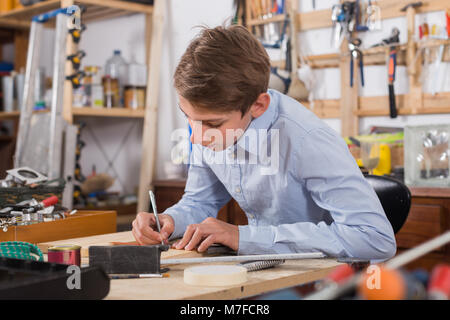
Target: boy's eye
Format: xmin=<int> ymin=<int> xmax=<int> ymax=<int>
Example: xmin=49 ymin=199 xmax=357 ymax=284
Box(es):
xmin=205 ymin=123 xmax=222 ymax=128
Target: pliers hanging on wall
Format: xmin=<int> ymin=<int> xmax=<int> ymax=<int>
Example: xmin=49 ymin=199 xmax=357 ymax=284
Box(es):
xmin=348 ymin=38 xmax=364 ymax=88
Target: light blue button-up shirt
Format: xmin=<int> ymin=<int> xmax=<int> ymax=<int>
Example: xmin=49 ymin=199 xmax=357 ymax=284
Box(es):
xmin=164 ymin=89 xmax=397 ymax=261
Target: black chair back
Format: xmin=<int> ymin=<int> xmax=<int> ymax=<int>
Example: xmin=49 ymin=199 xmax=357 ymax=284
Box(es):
xmin=364 ymin=174 xmax=411 ymax=234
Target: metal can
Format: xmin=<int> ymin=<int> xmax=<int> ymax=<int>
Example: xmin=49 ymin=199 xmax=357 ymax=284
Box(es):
xmin=47 ymin=245 xmax=81 ymax=266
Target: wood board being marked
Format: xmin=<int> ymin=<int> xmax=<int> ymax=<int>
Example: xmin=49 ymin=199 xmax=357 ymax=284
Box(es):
xmin=38 ymin=231 xmax=207 ymax=260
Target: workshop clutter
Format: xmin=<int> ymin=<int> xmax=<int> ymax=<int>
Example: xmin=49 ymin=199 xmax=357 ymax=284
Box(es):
xmin=73 ymin=50 xmax=147 ymax=110
xmin=321 ymin=263 xmax=450 ymax=300
xmin=346 ymin=128 xmax=404 ymax=179
xmin=0 ymin=166 xmax=71 ymax=231
xmin=404 ymin=124 xmax=450 ymax=188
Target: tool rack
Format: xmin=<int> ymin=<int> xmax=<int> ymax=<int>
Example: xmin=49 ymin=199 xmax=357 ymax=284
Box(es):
xmin=242 ymin=0 xmax=450 ymax=137
xmin=0 ymin=0 xmax=165 ymax=212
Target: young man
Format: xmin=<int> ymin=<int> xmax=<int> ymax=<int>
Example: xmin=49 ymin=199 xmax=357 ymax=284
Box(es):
xmin=132 ymin=25 xmax=396 ymax=261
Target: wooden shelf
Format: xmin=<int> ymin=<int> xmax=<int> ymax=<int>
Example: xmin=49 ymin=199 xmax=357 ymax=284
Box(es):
xmin=0 ymin=108 xmax=146 ymax=119
xmin=72 ymin=107 xmax=145 ymax=118
xmin=0 ymin=0 xmax=153 ymax=29
xmin=0 ymin=111 xmax=20 ymax=119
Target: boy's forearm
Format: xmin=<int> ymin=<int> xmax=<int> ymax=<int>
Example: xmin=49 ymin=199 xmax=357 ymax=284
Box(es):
xmin=237 ymin=221 xmax=396 ymax=261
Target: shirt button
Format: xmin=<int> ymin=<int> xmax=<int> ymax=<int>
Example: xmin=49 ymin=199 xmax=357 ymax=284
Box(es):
xmin=235 ymin=187 xmax=241 ymax=193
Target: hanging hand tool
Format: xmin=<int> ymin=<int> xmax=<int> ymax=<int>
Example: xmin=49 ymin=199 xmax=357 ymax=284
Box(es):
xmin=372 ymin=28 xmax=400 ymax=118
xmin=388 ymin=45 xmax=398 ymax=118
xmin=66 ymin=70 xmax=85 ymax=89
xmin=348 ymin=38 xmax=364 ymax=88
xmin=330 ymin=2 xmax=356 ymax=48
xmin=67 ymin=50 xmax=85 ymax=71
xmin=69 ymin=24 xmax=86 ymax=44
xmin=355 ymin=0 xmax=368 ymax=32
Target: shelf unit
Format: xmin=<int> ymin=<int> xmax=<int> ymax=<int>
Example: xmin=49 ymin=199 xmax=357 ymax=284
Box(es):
xmin=243 ymin=0 xmax=450 ymax=137
xmin=0 ymin=0 xmax=165 ymax=212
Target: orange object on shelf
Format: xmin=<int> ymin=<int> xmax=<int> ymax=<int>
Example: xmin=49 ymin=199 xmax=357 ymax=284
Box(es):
xmin=0 ymin=0 xmax=14 ymax=13
xmin=14 ymin=0 xmax=23 ymax=10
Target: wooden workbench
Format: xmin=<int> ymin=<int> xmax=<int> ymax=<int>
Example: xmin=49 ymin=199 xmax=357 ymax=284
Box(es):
xmin=40 ymin=231 xmax=342 ymax=300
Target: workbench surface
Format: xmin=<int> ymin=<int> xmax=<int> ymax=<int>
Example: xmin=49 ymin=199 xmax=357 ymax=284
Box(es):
xmin=40 ymin=232 xmax=342 ymax=300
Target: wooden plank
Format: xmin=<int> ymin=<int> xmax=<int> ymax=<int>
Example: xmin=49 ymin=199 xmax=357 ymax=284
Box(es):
xmin=83 ymin=8 xmax=132 ymax=23
xmin=356 ymin=93 xmax=450 ymax=116
xmin=0 ymin=111 xmax=20 ymax=120
xmin=0 ymin=0 xmax=60 ymax=21
xmin=297 ymin=8 xmax=331 ymax=31
xmin=357 ymin=95 xmax=408 ymax=116
xmin=39 ymin=230 xmax=208 ymax=259
xmin=306 ymin=53 xmax=339 ymax=69
xmin=62 ymin=0 xmax=75 ymax=124
xmin=138 ymin=0 xmax=165 ymax=212
xmin=1 ymin=210 xmax=117 ymax=244
xmin=396 ymin=204 xmax=444 ymax=251
xmin=302 ymin=99 xmax=340 ymax=119
xmin=296 ymin=0 xmax=449 ymax=31
xmin=247 ymin=13 xmax=286 ymax=26
xmin=410 ymin=187 xmax=450 ymax=198
xmin=0 ymin=18 xmax=30 ymax=29
xmin=13 ymin=29 xmax=29 ymax=71
xmin=340 ymin=38 xmax=358 ymax=136
xmin=72 ymin=107 xmax=146 ymax=118
xmin=75 ymin=0 xmax=153 ymax=14
xmin=305 ymin=47 xmax=408 ymax=69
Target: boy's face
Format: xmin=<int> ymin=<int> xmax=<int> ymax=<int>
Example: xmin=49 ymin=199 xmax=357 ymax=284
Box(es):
xmin=178 ymin=93 xmax=270 ymax=151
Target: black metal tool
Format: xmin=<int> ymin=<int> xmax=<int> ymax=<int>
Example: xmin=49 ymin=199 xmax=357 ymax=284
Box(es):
xmin=89 ymin=244 xmax=170 ymax=274
xmin=372 ymin=28 xmax=400 ymax=118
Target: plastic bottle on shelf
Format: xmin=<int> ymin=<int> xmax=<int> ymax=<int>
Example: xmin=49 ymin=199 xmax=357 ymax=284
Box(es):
xmin=124 ymin=61 xmax=147 ymax=110
xmin=104 ymin=50 xmax=128 ymax=108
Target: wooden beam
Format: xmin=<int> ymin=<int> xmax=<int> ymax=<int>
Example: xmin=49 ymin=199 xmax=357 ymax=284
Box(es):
xmin=405 ymin=5 xmax=422 ymax=115
xmin=62 ymin=0 xmax=75 ymax=125
xmin=247 ymin=13 xmax=286 ymax=26
xmin=138 ymin=0 xmax=165 ymax=213
xmin=303 ymin=99 xmax=340 ymax=119
xmin=340 ymin=38 xmax=358 ymax=136
xmin=356 ymin=92 xmax=450 ymax=116
xmin=76 ymin=0 xmax=153 ymax=14
xmin=13 ymin=29 xmax=29 ymax=71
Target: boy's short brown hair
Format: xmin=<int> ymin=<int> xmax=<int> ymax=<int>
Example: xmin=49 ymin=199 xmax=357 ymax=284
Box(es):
xmin=174 ymin=25 xmax=270 ymax=116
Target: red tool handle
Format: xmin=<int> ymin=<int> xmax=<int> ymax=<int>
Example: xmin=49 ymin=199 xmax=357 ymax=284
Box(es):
xmin=326 ymin=264 xmax=354 ymax=284
xmin=41 ymin=196 xmax=59 ymax=207
xmin=446 ymin=10 xmax=450 ymax=38
xmin=428 ymin=264 xmax=450 ymax=299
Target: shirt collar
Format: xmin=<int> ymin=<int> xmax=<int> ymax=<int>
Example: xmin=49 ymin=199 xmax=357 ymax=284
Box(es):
xmin=232 ymin=89 xmax=279 ymax=155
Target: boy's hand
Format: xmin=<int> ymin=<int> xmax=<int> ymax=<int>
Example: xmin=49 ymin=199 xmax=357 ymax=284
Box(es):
xmin=132 ymin=212 xmax=175 ymax=245
xmin=173 ymin=217 xmax=239 ymax=252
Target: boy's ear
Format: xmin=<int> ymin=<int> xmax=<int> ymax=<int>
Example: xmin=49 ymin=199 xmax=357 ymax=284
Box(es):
xmin=249 ymin=93 xmax=270 ymax=118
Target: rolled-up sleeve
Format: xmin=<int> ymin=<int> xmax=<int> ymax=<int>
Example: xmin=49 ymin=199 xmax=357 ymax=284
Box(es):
xmin=238 ymin=127 xmax=397 ymax=261
xmin=163 ymin=145 xmax=231 ymax=239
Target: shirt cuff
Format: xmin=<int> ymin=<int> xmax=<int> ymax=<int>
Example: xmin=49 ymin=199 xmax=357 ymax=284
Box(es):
xmin=164 ymin=210 xmax=187 ymax=240
xmin=238 ymin=225 xmax=276 ymax=255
